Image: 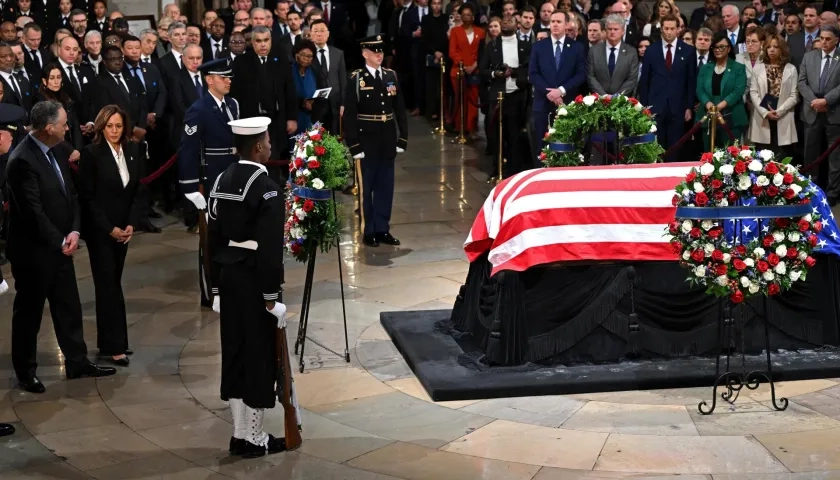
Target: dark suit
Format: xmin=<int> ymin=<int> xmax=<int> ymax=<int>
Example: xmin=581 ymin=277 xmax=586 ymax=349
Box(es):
xmin=623 ymin=19 xmax=640 ymax=50
xmin=688 ymin=8 xmax=718 ymax=30
xmin=0 ymin=71 xmax=34 ymax=116
xmin=23 ymin=46 xmax=52 ymax=87
xmin=401 ymin=4 xmax=426 ymax=113
xmin=58 ymin=60 xmax=97 ymax=126
xmin=3 ymin=8 xmax=45 ymax=26
xmin=87 ymin=17 xmax=109 ymax=35
xmin=158 ymin=51 xmax=183 ymax=91
xmin=7 ymin=135 xmax=87 ymax=379
xmin=788 ymin=30 xmax=819 ymax=71
xmin=638 ymin=40 xmax=697 ymax=161
xmin=312 ymin=44 xmax=346 ymax=134
xmin=201 ymin=35 xmax=229 ymax=63
xmin=169 ymin=68 xmax=203 ymax=150
xmin=94 ymin=68 xmax=148 ymax=129
xmin=77 ymin=141 xmax=142 ymax=356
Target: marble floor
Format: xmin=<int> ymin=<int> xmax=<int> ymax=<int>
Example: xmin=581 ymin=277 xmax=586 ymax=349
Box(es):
xmin=1 ymin=117 xmax=840 ymax=479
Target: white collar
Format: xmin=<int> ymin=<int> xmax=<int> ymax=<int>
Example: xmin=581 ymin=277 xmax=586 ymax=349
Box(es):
xmin=172 ymin=50 xmax=183 ymax=58
xmin=551 ymin=35 xmax=566 ymax=45
xmin=0 ymin=70 xmax=14 ymax=79
xmin=189 ymin=69 xmax=202 ymax=79
xmin=727 ymin=26 xmax=740 ymax=36
xmin=238 ymin=159 xmax=267 ymax=173
xmin=315 ymin=43 xmax=328 ymax=50
xmin=365 ymin=64 xmax=382 ymax=77
xmin=209 ymin=91 xmax=226 ymax=109
xmin=664 ymin=39 xmax=677 ymax=49
xmin=519 ymin=29 xmax=532 ymax=37
xmin=501 ymin=34 xmax=517 ymax=43
xmin=107 ymin=141 xmax=123 ymax=159
xmin=58 ymin=58 xmax=74 ymax=70
xmin=824 ymin=48 xmax=837 ymax=59
xmin=606 ymin=40 xmax=621 ymax=49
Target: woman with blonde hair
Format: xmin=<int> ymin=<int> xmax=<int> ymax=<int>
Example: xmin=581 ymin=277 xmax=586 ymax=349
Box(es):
xmin=748 ymin=33 xmax=798 ymax=156
xmin=643 ymin=0 xmax=676 ymax=40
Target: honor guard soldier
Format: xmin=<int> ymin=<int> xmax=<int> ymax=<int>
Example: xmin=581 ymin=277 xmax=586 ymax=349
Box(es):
xmin=206 ymin=116 xmax=291 ymax=458
xmin=344 ymin=35 xmax=408 ymax=247
xmin=178 ymin=57 xmax=240 ymax=307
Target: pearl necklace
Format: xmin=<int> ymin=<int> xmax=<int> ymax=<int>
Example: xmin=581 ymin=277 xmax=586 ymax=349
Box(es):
xmin=714 ymin=63 xmax=726 ymax=74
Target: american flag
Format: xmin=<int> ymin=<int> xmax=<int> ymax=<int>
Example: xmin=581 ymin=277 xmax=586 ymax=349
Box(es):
xmin=465 ymin=163 xmax=697 ymax=275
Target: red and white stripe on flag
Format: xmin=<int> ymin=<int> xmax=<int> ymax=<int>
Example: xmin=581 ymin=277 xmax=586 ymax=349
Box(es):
xmin=464 ymin=162 xmax=698 ymax=276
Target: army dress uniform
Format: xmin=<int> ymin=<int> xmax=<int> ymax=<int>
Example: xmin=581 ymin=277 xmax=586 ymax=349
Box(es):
xmin=178 ymin=59 xmax=240 ymax=306
xmin=207 ymin=117 xmax=286 ymax=457
xmin=344 ymin=35 xmax=408 ymax=247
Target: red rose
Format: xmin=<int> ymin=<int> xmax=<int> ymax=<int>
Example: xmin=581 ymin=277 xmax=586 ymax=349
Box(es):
xmin=295 ymin=158 xmax=304 ymax=169
xmin=303 ymin=199 xmax=315 ymax=212
xmin=716 ymin=264 xmax=728 ymax=276
xmin=314 ymin=145 xmax=326 ymax=156
xmin=690 ymin=227 xmax=702 ymax=238
xmin=806 ymin=256 xmax=817 ymax=267
xmin=757 ymin=261 xmax=769 ymax=272
xmin=787 ymin=247 xmax=798 ymax=258
xmin=672 ymin=194 xmax=680 ymax=206
xmin=728 ymin=146 xmax=740 ymax=156
xmin=544 ymin=131 xmax=551 ymax=139
xmin=776 ymin=218 xmax=790 ymax=228
xmin=783 ymin=189 xmax=796 ymax=199
xmin=765 ymin=163 xmax=779 ymax=175
xmin=768 ymin=283 xmax=780 ymax=296
xmin=714 ymin=190 xmax=724 ymax=200
xmin=752 ymin=185 xmax=763 ymax=196
xmin=767 ymin=186 xmax=779 ymax=197
xmin=293 ymin=196 xmax=301 ymax=203
xmin=592 ymin=93 xmax=600 ymax=99
xmin=768 ymin=253 xmax=780 ymax=266
xmin=669 ymin=221 xmax=679 ymax=233
xmin=798 ymin=219 xmax=810 ymax=232
xmin=629 ymin=97 xmax=639 ymax=105
xmin=810 ymin=234 xmax=818 ymax=246
xmin=671 ymin=241 xmax=682 ymax=254
xmin=575 ymin=95 xmax=584 ymax=104
xmin=711 ymin=250 xmax=724 ymax=261
xmin=783 ymin=173 xmax=794 ymax=184
xmin=602 ymin=96 xmax=611 ymax=104
xmin=814 ymin=221 xmax=823 ymax=232
xmin=691 ymin=249 xmax=705 ymax=262
xmin=731 ymin=290 xmax=745 ymax=303
xmin=801 ymin=198 xmax=811 ymax=204
xmin=686 ymin=170 xmax=697 ymax=182
xmin=701 ymin=152 xmax=713 ymax=163
xmin=763 ymin=235 xmax=774 ymax=247
xmin=711 ymin=179 xmax=723 ymax=189
xmin=290 ymin=243 xmax=301 ymax=254
xmin=308 ymin=159 xmax=321 ymax=169
xmin=728 ymin=191 xmax=738 ymax=202
xmin=695 ymin=192 xmax=709 ymax=206
xmin=734 ymin=259 xmax=747 ymax=271
xmin=708 ymin=228 xmax=722 ymax=238
xmin=539 ymin=152 xmax=547 ymax=160
xmin=735 ymin=245 xmax=747 ymax=256
xmin=295 ymin=176 xmax=306 ymax=185
xmin=310 ymin=133 xmax=322 ymax=141
xmin=734 ymin=161 xmax=747 ymax=174
xmin=643 ymin=109 xmax=651 ymax=116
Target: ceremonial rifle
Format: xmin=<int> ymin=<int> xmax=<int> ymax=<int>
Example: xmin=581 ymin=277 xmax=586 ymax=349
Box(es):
xmin=198 ymin=140 xmax=213 ymax=300
xmin=277 ymin=324 xmax=303 ymax=450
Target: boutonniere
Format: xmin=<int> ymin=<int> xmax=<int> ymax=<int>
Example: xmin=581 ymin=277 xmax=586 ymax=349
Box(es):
xmin=565 ymin=43 xmax=570 ymax=48
xmin=273 ymin=57 xmax=278 ymax=62
xmin=621 ymin=49 xmax=626 ymax=54
xmin=142 ymin=67 xmax=147 ymax=73
xmin=152 ymin=81 xmax=157 ymax=86
xmin=680 ymin=57 xmax=684 ymax=61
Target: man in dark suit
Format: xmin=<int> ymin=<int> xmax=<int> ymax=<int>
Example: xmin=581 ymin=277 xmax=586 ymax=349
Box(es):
xmin=400 ymin=0 xmax=428 ymax=116
xmin=169 ymin=44 xmax=204 ymax=149
xmin=722 ymin=5 xmax=745 ymax=52
xmin=94 ymin=45 xmax=147 ymax=139
xmin=761 ymin=0 xmax=787 ymax=25
xmin=689 ymin=0 xmax=721 ymax=30
xmin=277 ymin=9 xmax=304 ymax=59
xmin=201 ymin=17 xmax=229 ymax=62
xmin=528 ymin=10 xmax=586 ymax=161
xmin=272 ymin=0 xmax=291 ymax=40
xmin=788 ymin=5 xmax=819 ymax=71
xmin=7 ymin=100 xmax=117 ymax=393
xmin=159 ymin=22 xmax=188 ymax=91
xmin=518 ymin=5 xmax=538 ymax=44
xmin=22 ymin=22 xmax=52 ymax=86
xmin=0 ymin=42 xmax=32 ymax=116
xmin=638 ymin=14 xmax=696 ymax=162
xmin=610 ymin=1 xmax=638 ymax=48
xmin=55 ymin=35 xmax=96 ymax=133
xmin=310 ymin=19 xmax=345 ymax=134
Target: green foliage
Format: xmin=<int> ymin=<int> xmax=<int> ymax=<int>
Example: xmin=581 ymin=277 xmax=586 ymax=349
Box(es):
xmin=317 ymin=134 xmax=351 ymax=189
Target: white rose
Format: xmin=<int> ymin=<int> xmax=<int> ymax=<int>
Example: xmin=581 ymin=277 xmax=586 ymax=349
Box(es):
xmin=695 ymin=265 xmax=707 ymax=277
xmin=749 ymin=283 xmax=761 ymax=294
xmin=308 ymin=156 xmax=318 ymax=163
xmin=302 ymin=168 xmax=311 ymax=177
xmin=558 ymin=107 xmax=568 ymax=116
xmin=756 ymin=175 xmax=770 ymax=186
xmin=798 ymin=251 xmax=808 ymax=261
xmin=786 ymin=164 xmax=796 ymax=174
xmin=713 ymin=151 xmax=724 ymax=160
xmin=682 ymin=250 xmax=691 ymax=261
xmin=788 ymin=232 xmax=801 ymax=242
xmin=295 ymin=208 xmax=306 ymax=220
xmin=753 ymin=247 xmax=765 ymax=257
xmin=719 ymin=164 xmax=734 ymax=176
xmin=650 ymin=124 xmax=657 ymax=133
xmin=583 ymin=95 xmax=596 ymax=106
xmin=548 ymin=128 xmax=557 ymax=135
xmin=790 ymin=270 xmax=802 ymax=282
xmin=303 ymin=140 xmax=313 ymax=148
xmin=748 ymin=159 xmax=763 ymax=171
xmin=704 ymin=243 xmax=715 ymax=255
xmin=717 ymin=275 xmax=729 ymax=286
xmin=740 ymin=276 xmax=751 ymax=287
xmin=723 ymin=253 xmax=731 ymax=263
xmin=311 ymin=178 xmax=325 ymax=189
xmin=759 ymin=149 xmax=774 ymax=161
xmin=773 ymin=173 xmax=784 ymax=186
xmin=802 ymin=214 xmax=812 ymax=222
xmin=791 ymin=184 xmax=803 ymax=194
xmin=775 ymin=262 xmax=787 ymax=275
xmin=775 ymin=244 xmax=788 ymax=257
xmin=740 ymin=150 xmax=753 ymax=159
xmin=737 ymin=175 xmax=752 ymax=190
xmin=763 ymin=271 xmax=775 ymax=281
xmin=699 ymin=163 xmax=715 ymax=176
xmin=744 ymin=258 xmax=755 ymax=267
xmin=701 ymin=220 xmax=713 ymax=231
xmin=634 ymin=102 xmax=643 ymax=111
xmin=694 ymin=182 xmax=705 ymax=193
xmin=681 ymin=220 xmax=693 ymax=233
xmin=578 ymin=154 xmax=585 ymax=163
xmin=773 ymin=232 xmax=785 ymax=243
xmin=719 ymin=199 xmax=729 ymax=207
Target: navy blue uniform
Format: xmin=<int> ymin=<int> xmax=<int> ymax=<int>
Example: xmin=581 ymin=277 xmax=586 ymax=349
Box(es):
xmin=343 ymin=67 xmax=408 ymax=237
xmin=178 ymin=93 xmax=241 ymax=194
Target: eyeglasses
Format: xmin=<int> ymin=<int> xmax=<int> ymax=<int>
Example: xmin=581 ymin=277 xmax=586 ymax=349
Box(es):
xmin=713 ymin=44 xmax=729 ymax=51
xmin=297 ymin=53 xmax=313 ymax=58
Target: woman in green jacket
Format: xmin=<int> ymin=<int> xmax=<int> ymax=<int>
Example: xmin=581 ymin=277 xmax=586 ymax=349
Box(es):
xmin=695 ymin=31 xmax=748 ymax=151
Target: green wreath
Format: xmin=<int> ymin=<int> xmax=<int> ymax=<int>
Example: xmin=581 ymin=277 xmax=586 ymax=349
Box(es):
xmin=540 ymin=93 xmax=665 ymax=167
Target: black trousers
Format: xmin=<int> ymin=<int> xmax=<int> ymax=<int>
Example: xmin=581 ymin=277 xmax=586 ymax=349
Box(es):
xmin=87 ymin=235 xmax=129 ymax=356
xmin=356 ymin=150 xmax=395 ymax=237
xmin=11 ymin=253 xmax=87 ymax=379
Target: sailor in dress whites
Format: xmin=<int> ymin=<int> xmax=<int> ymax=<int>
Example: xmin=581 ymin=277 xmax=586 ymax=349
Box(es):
xmin=206 ymin=116 xmax=289 ymax=458
xmin=344 ymin=35 xmax=408 ymax=247
xmin=178 ymin=58 xmax=240 ymax=307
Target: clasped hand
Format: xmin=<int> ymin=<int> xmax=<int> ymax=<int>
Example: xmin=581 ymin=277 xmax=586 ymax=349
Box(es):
xmin=62 ymin=232 xmax=79 ymax=256
xmin=811 ymin=98 xmax=828 ymax=113
xmin=109 ymin=226 xmax=134 ymax=244
xmin=546 ymin=88 xmax=564 ymax=106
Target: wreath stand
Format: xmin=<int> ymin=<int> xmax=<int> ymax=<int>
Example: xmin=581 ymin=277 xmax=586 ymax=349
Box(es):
xmin=677 ymin=204 xmax=808 ymax=414
xmin=293 ymin=189 xmax=351 ymax=373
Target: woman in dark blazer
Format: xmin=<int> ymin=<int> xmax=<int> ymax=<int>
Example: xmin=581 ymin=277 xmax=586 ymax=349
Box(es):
xmin=695 ymin=31 xmax=748 ymax=150
xmin=38 ymin=62 xmax=83 ymax=152
xmin=76 ymin=105 xmax=143 ymax=366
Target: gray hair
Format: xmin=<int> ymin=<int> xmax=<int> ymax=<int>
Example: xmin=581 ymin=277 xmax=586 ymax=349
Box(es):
xmin=722 ymin=4 xmax=739 ymax=16
xmin=83 ymin=30 xmax=101 ymax=43
xmin=823 ymin=24 xmax=840 ymax=39
xmin=140 ymin=28 xmax=158 ymax=40
xmin=168 ymin=21 xmax=186 ymax=36
xmin=604 ymin=14 xmax=626 ymax=29
xmin=31 ymin=101 xmax=63 ymax=131
xmin=697 ymin=27 xmax=714 ymax=38
xmin=252 ymin=25 xmax=270 ymax=35
xmin=250 ymin=7 xmax=268 ymax=18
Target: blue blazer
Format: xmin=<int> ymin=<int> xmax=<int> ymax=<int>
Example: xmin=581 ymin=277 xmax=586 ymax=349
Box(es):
xmin=638 ymin=40 xmax=697 ymax=117
xmin=528 ymin=36 xmax=586 ymax=114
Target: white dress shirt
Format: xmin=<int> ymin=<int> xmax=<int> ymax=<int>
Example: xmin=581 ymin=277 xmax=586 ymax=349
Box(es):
xmin=0 ymin=70 xmax=21 ymax=97
xmin=662 ymin=39 xmax=677 ymax=59
xmin=209 ymin=91 xmax=233 ymax=121
xmin=172 ymin=50 xmax=183 ymax=69
xmin=108 ymin=143 xmax=130 ymax=187
xmin=605 ymin=41 xmax=621 ymax=62
xmin=316 ymin=44 xmax=330 ymax=71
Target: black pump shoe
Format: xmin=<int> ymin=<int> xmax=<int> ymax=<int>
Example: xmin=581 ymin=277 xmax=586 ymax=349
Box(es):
xmin=229 ymin=437 xmax=246 ymax=455
xmin=241 ymin=434 xmax=286 ymax=458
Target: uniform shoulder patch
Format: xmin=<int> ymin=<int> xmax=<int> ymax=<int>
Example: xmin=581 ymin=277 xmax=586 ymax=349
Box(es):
xmin=263 ymin=191 xmax=278 ymax=200
xmin=185 ymin=125 xmax=197 ymax=135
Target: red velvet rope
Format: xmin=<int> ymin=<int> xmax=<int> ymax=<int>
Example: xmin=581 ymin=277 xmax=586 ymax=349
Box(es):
xmin=68 ymin=152 xmax=178 ymax=185
xmin=801 ymin=135 xmax=840 ymax=174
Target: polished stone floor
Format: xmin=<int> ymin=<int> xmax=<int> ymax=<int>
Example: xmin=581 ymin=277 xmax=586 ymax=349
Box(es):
xmin=2 ymin=117 xmax=840 ymax=479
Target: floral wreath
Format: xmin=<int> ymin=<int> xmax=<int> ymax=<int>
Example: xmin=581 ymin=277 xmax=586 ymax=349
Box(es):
xmin=666 ymin=145 xmax=821 ymax=303
xmin=540 ymin=93 xmax=665 ymax=168
xmin=284 ymin=123 xmax=350 ymax=263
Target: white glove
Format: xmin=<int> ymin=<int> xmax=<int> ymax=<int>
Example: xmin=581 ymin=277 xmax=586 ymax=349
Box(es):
xmin=185 ymin=192 xmax=207 ymax=210
xmin=353 ymin=152 xmax=365 ymax=159
xmin=266 ymin=302 xmax=288 ymax=328
xmin=396 ymin=147 xmax=405 ymax=154
xmin=212 ymin=296 xmax=220 ymax=313
xmin=0 ymin=280 xmax=8 ymax=295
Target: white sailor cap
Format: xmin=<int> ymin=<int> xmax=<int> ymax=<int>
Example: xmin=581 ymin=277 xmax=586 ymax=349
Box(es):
xmin=228 ymin=116 xmax=272 ymax=136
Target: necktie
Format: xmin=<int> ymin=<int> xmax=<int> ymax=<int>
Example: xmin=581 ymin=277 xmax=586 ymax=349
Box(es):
xmin=323 ymin=2 xmax=330 ymax=23
xmin=67 ymin=66 xmax=80 ymax=93
xmin=374 ymin=69 xmax=383 ymax=89
xmin=319 ymin=48 xmax=327 ymax=72
xmin=47 ymin=150 xmax=65 ymax=193
xmin=608 ymin=47 xmax=616 ymax=76
xmin=554 ymin=40 xmax=562 ymax=70
xmin=730 ymin=32 xmax=736 ymax=46
xmin=221 ymin=101 xmax=233 ymax=121
xmin=214 ymin=43 xmax=221 ymax=59
xmin=142 ymin=56 xmax=150 ymax=63
xmin=194 ymin=74 xmax=202 ymax=97
xmin=31 ymin=49 xmax=40 ymax=70
xmin=820 ymin=55 xmax=832 ymax=93
xmin=283 ymin=24 xmax=288 ymax=35
xmin=114 ymin=73 xmax=130 ymax=98
xmin=806 ymin=34 xmax=814 ymax=51
xmin=260 ymin=56 xmax=266 ymax=65
xmin=698 ymin=55 xmax=705 ymax=68
xmin=132 ymin=66 xmax=146 ymax=91
xmin=665 ymin=43 xmax=673 ymax=70
xmin=7 ymin=74 xmax=20 ymax=100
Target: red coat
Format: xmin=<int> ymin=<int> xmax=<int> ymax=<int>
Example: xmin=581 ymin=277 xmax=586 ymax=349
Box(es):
xmin=448 ymin=25 xmax=485 ymax=79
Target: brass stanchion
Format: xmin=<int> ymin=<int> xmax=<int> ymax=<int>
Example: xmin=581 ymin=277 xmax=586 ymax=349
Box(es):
xmin=452 ymin=61 xmax=468 ymax=144
xmin=495 ymin=91 xmax=505 ymax=185
xmin=708 ymin=105 xmax=722 ymax=151
xmin=432 ymin=60 xmax=446 ymax=135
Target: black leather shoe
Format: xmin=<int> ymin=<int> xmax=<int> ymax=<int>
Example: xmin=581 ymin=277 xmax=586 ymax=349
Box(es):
xmin=148 ymin=210 xmax=162 ymax=219
xmin=97 ymin=355 xmax=129 ymax=367
xmin=242 ymin=434 xmax=286 ymax=458
xmin=378 ymin=233 xmax=401 ymax=246
xmin=125 ymin=349 xmax=134 ymax=356
xmin=362 ymin=234 xmax=379 ymax=247
xmin=65 ymin=361 xmax=117 ymax=379
xmin=0 ymin=423 xmax=14 ymax=437
xmin=138 ymin=222 xmax=162 ymax=233
xmin=18 ymin=376 xmax=45 ymax=394
xmin=229 ymin=437 xmax=246 ymax=455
